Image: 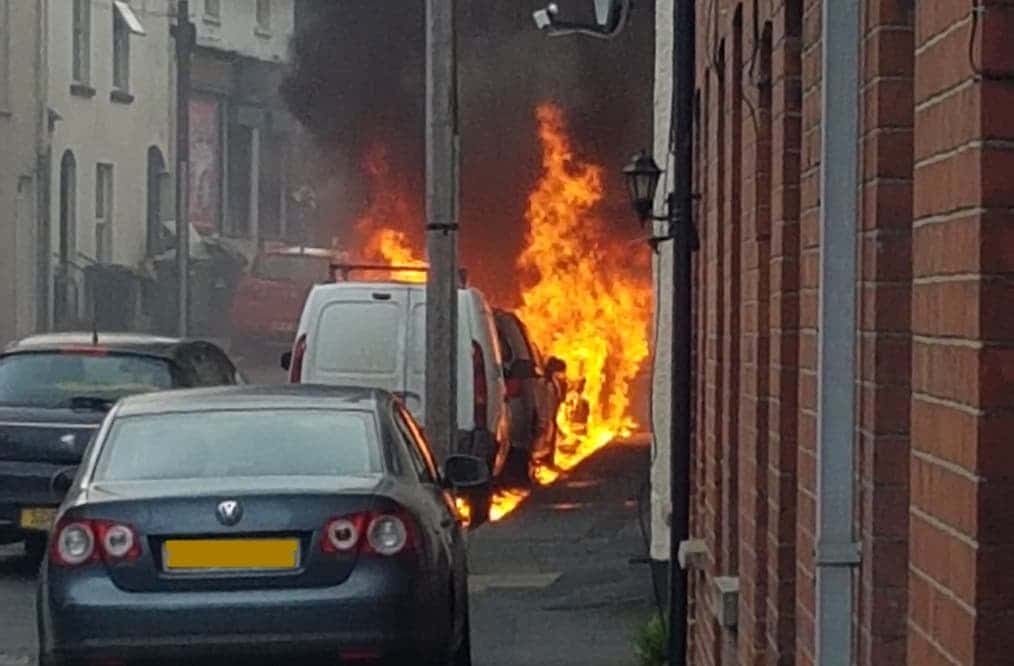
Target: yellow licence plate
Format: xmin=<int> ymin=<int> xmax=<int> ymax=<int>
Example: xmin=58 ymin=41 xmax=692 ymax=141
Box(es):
xmin=163 ymin=538 xmax=300 ymax=571
xmin=19 ymin=507 xmax=57 ymax=531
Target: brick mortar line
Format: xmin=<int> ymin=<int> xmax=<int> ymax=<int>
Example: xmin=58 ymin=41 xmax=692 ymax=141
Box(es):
xmin=911 ymin=334 xmax=985 ymax=348
xmin=912 ymin=448 xmax=983 ymax=484
xmin=856 ymin=426 xmax=909 ymax=439
xmin=862 ymin=126 xmax=913 ymax=139
xmin=915 ymin=334 xmax=1014 ymax=347
xmin=859 ymin=330 xmax=912 ymax=340
xmin=861 ymin=75 xmax=915 ymax=93
xmin=912 ymin=205 xmax=987 ymax=227
xmin=857 ymin=378 xmax=912 ymax=392
xmin=913 ymin=78 xmax=976 ymax=114
xmin=912 ymin=391 xmax=983 ymax=416
xmin=859 ymin=278 xmax=910 ymax=287
xmin=860 ymin=176 xmax=912 ymax=188
xmin=910 ymin=560 xmax=979 ymax=617
xmin=910 ymin=506 xmax=981 ymax=553
xmin=906 ymin=618 xmax=964 ymax=666
xmin=913 ymin=272 xmax=1009 ymax=284
xmin=863 ymin=23 xmax=915 ymax=39
xmin=914 ymin=14 xmax=972 ymax=56
xmin=914 ymin=139 xmax=1014 ymax=170
xmin=857 ymin=227 xmax=912 ymax=239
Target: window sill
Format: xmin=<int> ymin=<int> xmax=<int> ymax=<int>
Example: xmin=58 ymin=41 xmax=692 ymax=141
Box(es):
xmin=254 ymin=26 xmax=272 ymax=39
xmin=70 ymin=83 xmax=96 ymax=99
xmin=110 ymin=89 xmax=135 ymax=105
xmin=202 ymin=15 xmax=221 ymax=26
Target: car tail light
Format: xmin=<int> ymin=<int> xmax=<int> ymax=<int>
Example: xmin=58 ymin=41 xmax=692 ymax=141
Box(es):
xmin=52 ymin=519 xmax=141 ymax=567
xmin=472 ymin=341 xmax=488 ymax=427
xmin=289 ymin=334 xmax=307 ymax=383
xmin=322 ymin=515 xmax=367 ymax=553
xmin=320 ymin=511 xmax=416 ymax=557
xmin=94 ymin=521 xmax=141 ymax=560
xmin=53 ymin=521 xmax=96 ymax=567
xmin=366 ymin=515 xmax=409 ymax=556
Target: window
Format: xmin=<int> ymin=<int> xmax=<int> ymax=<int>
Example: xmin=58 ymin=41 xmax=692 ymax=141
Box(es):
xmin=113 ymin=8 xmax=129 ymax=91
xmin=315 ymin=302 xmax=401 ymax=374
xmin=72 ymin=0 xmax=91 ymax=84
xmin=0 ymin=353 xmax=173 ymax=409
xmin=59 ymin=151 xmax=77 ymax=265
xmin=256 ymin=0 xmax=271 ymax=32
xmin=95 ymin=163 xmax=113 ymax=263
xmin=112 ymin=1 xmax=144 ymax=97
xmin=395 ymin=409 xmax=437 ymax=484
xmin=94 ymin=410 xmax=382 ymax=481
xmin=204 ymin=0 xmax=220 ymax=19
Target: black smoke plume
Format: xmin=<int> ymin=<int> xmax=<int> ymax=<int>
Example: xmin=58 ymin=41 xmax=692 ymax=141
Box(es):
xmin=282 ymin=0 xmax=655 ymax=305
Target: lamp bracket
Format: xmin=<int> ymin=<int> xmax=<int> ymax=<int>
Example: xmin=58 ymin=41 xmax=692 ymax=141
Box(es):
xmin=426 ymin=223 xmax=460 ymax=234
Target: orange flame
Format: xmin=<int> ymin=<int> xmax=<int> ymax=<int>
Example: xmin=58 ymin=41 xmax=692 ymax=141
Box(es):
xmin=489 ymin=488 xmax=531 ymax=522
xmin=354 ymin=145 xmax=427 ymax=283
xmin=518 ymin=103 xmax=652 ymax=473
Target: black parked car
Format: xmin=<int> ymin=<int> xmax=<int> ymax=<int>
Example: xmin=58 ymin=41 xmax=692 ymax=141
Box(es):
xmin=37 ymin=385 xmax=486 ymax=666
xmin=0 ymin=333 xmax=241 ymax=559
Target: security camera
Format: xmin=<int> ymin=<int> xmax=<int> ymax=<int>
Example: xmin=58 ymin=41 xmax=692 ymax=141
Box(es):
xmin=532 ymin=1 xmax=629 ymax=39
xmin=533 ymin=3 xmax=560 ymax=30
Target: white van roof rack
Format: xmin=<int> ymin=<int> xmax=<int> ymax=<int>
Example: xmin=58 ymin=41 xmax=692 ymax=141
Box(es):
xmin=328 ymin=262 xmax=469 ymax=287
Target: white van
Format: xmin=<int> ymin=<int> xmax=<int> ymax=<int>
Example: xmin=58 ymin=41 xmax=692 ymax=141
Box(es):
xmin=283 ymin=281 xmax=510 ymax=480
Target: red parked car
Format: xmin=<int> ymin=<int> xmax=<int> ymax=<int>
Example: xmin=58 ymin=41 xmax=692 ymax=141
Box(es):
xmin=229 ymin=246 xmax=341 ymax=351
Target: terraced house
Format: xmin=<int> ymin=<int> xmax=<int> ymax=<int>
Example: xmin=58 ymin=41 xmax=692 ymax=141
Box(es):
xmin=0 ymin=0 xmax=297 ymax=346
xmin=649 ymin=1 xmax=1014 ymax=664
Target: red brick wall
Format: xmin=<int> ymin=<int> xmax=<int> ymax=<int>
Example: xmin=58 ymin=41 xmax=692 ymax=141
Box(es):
xmin=736 ymin=5 xmax=773 ymax=664
xmin=684 ymin=1 xmax=1010 ymax=665
xmin=908 ymin=2 xmax=1014 ymax=664
xmin=856 ymin=1 xmax=914 ymax=665
xmin=793 ymin=0 xmax=822 ymax=662
xmin=722 ymin=8 xmax=743 ymax=584
xmin=765 ymin=1 xmax=803 ymax=663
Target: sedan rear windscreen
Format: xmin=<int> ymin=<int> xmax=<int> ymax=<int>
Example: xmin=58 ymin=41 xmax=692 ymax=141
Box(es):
xmin=93 ymin=409 xmax=381 ymax=481
xmin=0 ymin=352 xmax=174 ymax=409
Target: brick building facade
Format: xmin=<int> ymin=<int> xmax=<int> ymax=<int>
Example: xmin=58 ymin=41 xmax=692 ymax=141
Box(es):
xmin=651 ymin=0 xmax=1014 ymax=664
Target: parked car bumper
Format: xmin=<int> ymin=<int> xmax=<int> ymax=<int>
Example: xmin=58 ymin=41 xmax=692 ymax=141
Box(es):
xmin=38 ymin=559 xmax=446 ymax=664
xmin=0 ymin=461 xmax=67 ymax=538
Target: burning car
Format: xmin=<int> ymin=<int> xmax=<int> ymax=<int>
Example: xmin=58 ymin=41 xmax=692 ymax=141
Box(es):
xmin=229 ymin=246 xmax=345 ymax=353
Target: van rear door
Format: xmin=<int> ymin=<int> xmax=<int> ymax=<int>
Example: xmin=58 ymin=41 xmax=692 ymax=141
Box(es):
xmin=304 ymin=285 xmax=413 ymax=401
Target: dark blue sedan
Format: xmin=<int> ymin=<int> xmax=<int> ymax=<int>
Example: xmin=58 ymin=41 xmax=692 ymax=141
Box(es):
xmin=37 ymin=385 xmax=487 ymax=666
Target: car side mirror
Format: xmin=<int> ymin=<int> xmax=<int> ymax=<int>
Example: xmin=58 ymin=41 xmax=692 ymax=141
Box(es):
xmin=442 ymin=454 xmax=491 ymax=490
xmin=546 ymin=356 xmax=566 ymax=376
xmin=280 ymin=351 xmax=292 ymax=371
xmin=51 ymin=466 xmax=77 ymax=494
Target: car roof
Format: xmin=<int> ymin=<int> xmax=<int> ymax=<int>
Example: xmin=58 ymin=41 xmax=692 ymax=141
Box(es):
xmin=310 ymin=281 xmax=485 ymax=297
xmin=2 ymin=332 xmax=195 ymax=358
xmin=114 ymin=384 xmax=389 ymax=417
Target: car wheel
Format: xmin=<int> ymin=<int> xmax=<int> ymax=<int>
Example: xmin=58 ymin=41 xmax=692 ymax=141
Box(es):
xmin=25 ymin=533 xmax=47 ymax=562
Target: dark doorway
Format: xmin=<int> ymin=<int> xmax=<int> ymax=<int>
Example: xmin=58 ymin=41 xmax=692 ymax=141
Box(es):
xmin=146 ymin=146 xmax=167 ymax=256
xmin=55 ymin=150 xmax=77 ymax=327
